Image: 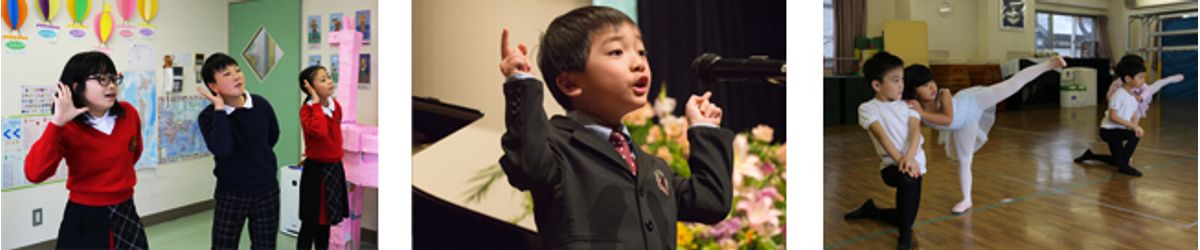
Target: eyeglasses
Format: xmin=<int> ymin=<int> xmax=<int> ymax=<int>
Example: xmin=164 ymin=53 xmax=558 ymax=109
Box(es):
xmin=87 ymin=74 xmax=123 ymax=87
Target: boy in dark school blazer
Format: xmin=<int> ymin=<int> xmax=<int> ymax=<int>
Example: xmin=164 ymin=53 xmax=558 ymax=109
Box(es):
xmin=196 ymin=53 xmax=282 ymax=250
xmin=497 ymin=6 xmax=734 ymax=250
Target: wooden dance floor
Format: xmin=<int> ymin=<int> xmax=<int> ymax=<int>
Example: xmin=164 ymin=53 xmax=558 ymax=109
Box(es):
xmin=824 ymin=101 xmax=1197 ymax=249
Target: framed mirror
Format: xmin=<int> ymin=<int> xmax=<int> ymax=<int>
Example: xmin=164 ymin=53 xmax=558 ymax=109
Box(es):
xmin=242 ymin=26 xmax=285 ymax=81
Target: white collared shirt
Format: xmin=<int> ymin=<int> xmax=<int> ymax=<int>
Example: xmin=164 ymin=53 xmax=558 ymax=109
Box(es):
xmin=307 ymin=97 xmax=336 ymax=118
xmin=569 ymin=111 xmax=637 ymax=160
xmin=223 ymin=91 xmax=255 ymax=115
xmin=88 ymin=110 xmax=116 ymax=135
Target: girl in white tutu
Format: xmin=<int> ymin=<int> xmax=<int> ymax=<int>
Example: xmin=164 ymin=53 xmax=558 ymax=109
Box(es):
xmin=902 ymin=57 xmax=1067 ymax=214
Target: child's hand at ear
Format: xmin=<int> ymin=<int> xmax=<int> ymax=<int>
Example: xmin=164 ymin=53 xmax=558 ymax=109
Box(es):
xmin=685 ymin=91 xmax=723 ymax=126
xmin=303 ymin=81 xmax=323 ymax=106
xmin=499 ymin=28 xmax=533 ymax=79
xmin=196 ymin=86 xmax=225 ymax=111
xmin=51 ymin=82 xmax=88 ymax=126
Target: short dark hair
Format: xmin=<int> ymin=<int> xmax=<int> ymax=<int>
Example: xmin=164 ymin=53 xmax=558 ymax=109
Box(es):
xmin=902 ymin=64 xmax=934 ymax=100
xmin=299 ymin=65 xmax=327 ymax=103
xmin=537 ymin=6 xmax=636 ymax=110
xmin=1114 ymin=54 xmax=1146 ymax=81
xmin=861 ymin=51 xmax=904 ymax=85
xmin=201 ymin=53 xmax=238 ymax=87
xmin=57 ymin=51 xmax=125 ymax=126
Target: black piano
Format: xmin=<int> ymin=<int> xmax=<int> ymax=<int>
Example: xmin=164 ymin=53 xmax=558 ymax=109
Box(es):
xmin=412 ymin=96 xmax=542 ymax=250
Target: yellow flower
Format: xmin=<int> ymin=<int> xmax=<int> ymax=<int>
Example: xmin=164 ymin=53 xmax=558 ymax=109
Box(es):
xmin=676 ymin=222 xmax=695 ymax=249
xmin=622 ymin=104 xmax=655 ymax=126
xmin=751 ymin=124 xmax=774 ymax=143
xmin=740 ymin=228 xmax=757 ymax=246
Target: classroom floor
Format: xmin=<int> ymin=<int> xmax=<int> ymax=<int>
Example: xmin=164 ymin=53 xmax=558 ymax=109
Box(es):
xmin=145 ymin=209 xmax=377 ymax=249
xmin=824 ymin=100 xmax=1198 ymax=249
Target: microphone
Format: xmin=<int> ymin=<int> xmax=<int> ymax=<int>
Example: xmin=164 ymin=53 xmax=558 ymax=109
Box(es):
xmin=691 ymin=53 xmax=786 ymax=85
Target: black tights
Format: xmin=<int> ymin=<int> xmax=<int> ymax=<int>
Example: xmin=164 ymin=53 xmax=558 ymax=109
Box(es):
xmin=296 ymin=222 xmax=331 ymax=250
xmin=846 ymin=165 xmax=922 ymax=245
xmin=880 ymin=165 xmax=922 ymax=244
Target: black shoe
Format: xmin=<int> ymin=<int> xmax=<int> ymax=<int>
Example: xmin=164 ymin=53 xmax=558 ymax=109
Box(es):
xmin=1074 ymin=149 xmax=1094 ymax=163
xmin=844 ymin=199 xmax=877 ymax=220
xmin=1118 ymin=166 xmax=1143 ymax=177
xmin=897 ymin=236 xmax=913 ymax=250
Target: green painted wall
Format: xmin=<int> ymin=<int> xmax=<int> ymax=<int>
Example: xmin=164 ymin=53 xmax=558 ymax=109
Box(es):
xmin=229 ymin=0 xmax=302 ymax=165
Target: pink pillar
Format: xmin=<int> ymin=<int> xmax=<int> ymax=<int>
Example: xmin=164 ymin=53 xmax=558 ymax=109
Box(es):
xmin=327 ymin=15 xmax=362 ymax=124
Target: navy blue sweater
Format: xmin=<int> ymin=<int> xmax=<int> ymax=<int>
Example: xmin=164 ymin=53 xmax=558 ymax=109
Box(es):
xmin=198 ymin=94 xmax=281 ymax=192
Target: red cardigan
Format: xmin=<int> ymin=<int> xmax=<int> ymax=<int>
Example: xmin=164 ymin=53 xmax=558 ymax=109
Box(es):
xmin=25 ymin=102 xmax=141 ymax=206
xmin=301 ymin=100 xmax=344 ymax=162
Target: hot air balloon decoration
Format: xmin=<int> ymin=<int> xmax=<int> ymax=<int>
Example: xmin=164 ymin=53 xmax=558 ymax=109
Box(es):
xmin=35 ymin=0 xmax=59 ymax=25
xmin=2 ymin=0 xmax=28 ymax=35
xmin=33 ymin=0 xmax=61 ymax=42
xmin=65 ymin=0 xmax=89 ymax=28
xmin=115 ymin=0 xmax=134 ymax=38
xmin=93 ymin=3 xmax=111 ymax=47
xmin=136 ymin=0 xmax=153 ymax=26
xmin=134 ymin=0 xmax=153 ymax=38
xmin=115 ymin=0 xmax=132 ymax=24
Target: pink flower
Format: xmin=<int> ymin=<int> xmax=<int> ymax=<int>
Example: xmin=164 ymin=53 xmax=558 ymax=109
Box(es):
xmin=735 ymin=155 xmax=765 ymax=186
xmin=751 ymin=124 xmax=774 ymax=143
xmin=706 ymin=217 xmax=742 ymax=240
xmin=761 ymin=186 xmax=783 ymax=201
xmin=761 ymin=162 xmax=777 ymax=175
xmin=737 ymin=187 xmax=783 ymax=237
xmin=733 ymin=134 xmax=750 ymax=161
xmin=653 ymin=96 xmax=677 ymax=118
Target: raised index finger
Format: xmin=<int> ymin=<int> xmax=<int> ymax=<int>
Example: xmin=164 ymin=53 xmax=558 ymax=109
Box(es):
xmin=501 ymin=28 xmax=511 ymax=59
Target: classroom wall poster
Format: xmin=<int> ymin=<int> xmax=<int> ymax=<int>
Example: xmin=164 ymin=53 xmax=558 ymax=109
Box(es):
xmin=20 ymin=85 xmax=55 ymax=115
xmin=329 ymin=12 xmax=344 ymax=34
xmin=358 ymin=54 xmax=370 ymax=89
xmin=355 ymin=10 xmax=370 ymax=45
xmin=307 ymin=15 xmax=321 ymax=50
xmin=119 ymin=71 xmax=158 ymax=169
xmin=157 ymin=95 xmax=210 ymax=164
xmin=2 ymin=118 xmax=22 ymax=189
xmin=330 ymin=53 xmax=340 ymax=83
xmin=4 ymin=116 xmax=69 ymax=190
xmin=309 ymin=55 xmax=321 ymax=67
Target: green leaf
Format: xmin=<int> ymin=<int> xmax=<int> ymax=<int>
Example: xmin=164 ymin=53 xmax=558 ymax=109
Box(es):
xmin=463 ymin=164 xmax=506 ymax=204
